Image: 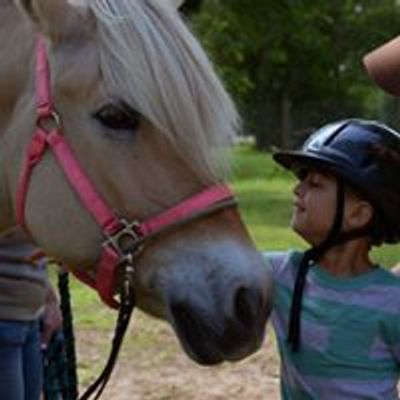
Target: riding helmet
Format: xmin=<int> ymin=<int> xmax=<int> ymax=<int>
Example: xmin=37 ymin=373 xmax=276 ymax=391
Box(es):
xmin=273 ymin=118 xmax=400 ymax=244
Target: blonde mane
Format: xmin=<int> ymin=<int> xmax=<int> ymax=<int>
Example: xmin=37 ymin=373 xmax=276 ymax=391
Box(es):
xmin=91 ymin=0 xmax=239 ymax=181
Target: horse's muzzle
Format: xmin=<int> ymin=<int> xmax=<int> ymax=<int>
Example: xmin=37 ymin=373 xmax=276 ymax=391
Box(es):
xmin=169 ymin=284 xmax=271 ymax=365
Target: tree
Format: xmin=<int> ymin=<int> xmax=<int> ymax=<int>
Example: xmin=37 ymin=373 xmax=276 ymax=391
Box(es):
xmin=181 ymin=0 xmax=203 ymax=16
xmin=192 ymin=0 xmax=400 ymax=148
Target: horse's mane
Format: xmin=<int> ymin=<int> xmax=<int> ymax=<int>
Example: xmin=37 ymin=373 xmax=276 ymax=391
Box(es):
xmin=91 ymin=0 xmax=240 ymax=182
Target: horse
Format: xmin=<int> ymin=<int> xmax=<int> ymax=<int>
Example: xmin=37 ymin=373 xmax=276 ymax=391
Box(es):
xmin=0 ymin=0 xmax=272 ymax=394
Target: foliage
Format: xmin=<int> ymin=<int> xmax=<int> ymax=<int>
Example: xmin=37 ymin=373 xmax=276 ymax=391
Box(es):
xmin=181 ymin=0 xmax=203 ymax=16
xmin=191 ymin=1 xmax=400 ymax=148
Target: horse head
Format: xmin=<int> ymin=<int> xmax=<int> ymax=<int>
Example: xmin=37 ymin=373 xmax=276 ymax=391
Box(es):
xmin=1 ymin=0 xmax=272 ymax=366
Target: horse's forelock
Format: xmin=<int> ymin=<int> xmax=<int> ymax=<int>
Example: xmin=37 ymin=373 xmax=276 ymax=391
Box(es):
xmin=90 ymin=0 xmax=239 ymax=182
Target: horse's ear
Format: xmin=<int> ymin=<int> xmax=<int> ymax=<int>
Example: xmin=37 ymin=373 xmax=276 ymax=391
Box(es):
xmin=15 ymin=0 xmax=89 ymax=41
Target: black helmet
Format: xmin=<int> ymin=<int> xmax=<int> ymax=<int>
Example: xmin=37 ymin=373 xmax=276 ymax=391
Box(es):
xmin=273 ymin=118 xmax=400 ymax=245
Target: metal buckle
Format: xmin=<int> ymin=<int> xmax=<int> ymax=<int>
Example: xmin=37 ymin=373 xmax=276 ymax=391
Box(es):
xmin=36 ymin=110 xmax=61 ymax=132
xmin=103 ymin=219 xmax=144 ymax=262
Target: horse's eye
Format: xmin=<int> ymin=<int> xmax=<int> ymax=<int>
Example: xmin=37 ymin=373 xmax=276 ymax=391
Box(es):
xmin=93 ymin=102 xmax=141 ymax=132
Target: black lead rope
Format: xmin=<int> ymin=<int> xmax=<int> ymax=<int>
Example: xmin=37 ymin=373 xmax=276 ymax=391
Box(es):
xmin=79 ymin=263 xmax=136 ymax=400
xmin=58 ymin=270 xmax=79 ymax=400
xmin=287 ymin=248 xmax=316 ymax=352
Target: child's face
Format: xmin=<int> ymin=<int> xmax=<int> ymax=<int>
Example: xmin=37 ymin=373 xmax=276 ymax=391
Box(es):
xmin=291 ymin=169 xmax=337 ymax=246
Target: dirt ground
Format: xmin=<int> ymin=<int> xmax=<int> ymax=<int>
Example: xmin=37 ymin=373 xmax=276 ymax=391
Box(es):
xmin=76 ymin=311 xmax=281 ymax=400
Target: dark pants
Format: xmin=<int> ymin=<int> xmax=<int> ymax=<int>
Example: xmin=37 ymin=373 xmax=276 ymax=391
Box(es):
xmin=0 ymin=320 xmax=42 ymax=400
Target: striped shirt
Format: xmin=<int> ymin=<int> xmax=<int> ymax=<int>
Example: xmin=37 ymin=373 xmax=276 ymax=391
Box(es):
xmin=263 ymin=250 xmax=400 ymax=399
xmin=0 ymin=229 xmax=48 ymax=321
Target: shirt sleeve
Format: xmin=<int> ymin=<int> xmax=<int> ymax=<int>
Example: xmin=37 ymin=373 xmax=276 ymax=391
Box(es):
xmin=261 ymin=251 xmax=291 ymax=281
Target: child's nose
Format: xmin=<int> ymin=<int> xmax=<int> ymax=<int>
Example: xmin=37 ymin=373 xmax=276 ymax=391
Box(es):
xmin=294 ymin=181 xmax=304 ymax=196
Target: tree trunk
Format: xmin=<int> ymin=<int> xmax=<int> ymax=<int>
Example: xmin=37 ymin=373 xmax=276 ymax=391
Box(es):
xmin=181 ymin=0 xmax=203 ymax=16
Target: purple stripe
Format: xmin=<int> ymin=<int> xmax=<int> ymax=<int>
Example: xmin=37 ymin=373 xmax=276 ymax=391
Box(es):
xmin=264 ymin=251 xmax=400 ymax=315
xmin=306 ymin=275 xmax=400 ymax=314
xmin=272 ymin=310 xmax=330 ymax=351
xmin=370 ymin=337 xmax=392 ymax=359
xmin=282 ymin=360 xmax=399 ymax=399
xmin=303 ymin=375 xmax=399 ymax=400
xmin=391 ymin=343 xmax=400 ymax=361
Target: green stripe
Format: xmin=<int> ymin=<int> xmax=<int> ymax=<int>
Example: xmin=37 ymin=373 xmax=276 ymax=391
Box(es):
xmin=275 ymin=282 xmax=400 ymax=328
xmin=279 ymin=344 xmax=398 ymax=380
xmin=274 ymin=283 xmax=399 ymax=378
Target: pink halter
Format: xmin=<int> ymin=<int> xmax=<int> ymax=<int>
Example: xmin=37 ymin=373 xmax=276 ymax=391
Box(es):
xmin=16 ymin=37 xmax=236 ymax=309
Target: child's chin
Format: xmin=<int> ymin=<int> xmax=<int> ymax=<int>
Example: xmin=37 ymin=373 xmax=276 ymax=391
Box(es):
xmin=291 ymin=224 xmax=312 ymax=245
xmin=290 ymin=217 xmax=303 ymax=234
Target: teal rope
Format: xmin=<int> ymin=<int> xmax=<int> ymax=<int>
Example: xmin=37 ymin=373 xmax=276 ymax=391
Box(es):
xmin=58 ymin=271 xmax=79 ymax=399
xmin=43 ymin=331 xmax=70 ymax=400
xmin=43 ymin=271 xmax=79 ymax=400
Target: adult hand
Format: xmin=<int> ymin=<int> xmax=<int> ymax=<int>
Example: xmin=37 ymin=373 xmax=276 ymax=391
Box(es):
xmin=40 ymin=285 xmax=63 ymax=348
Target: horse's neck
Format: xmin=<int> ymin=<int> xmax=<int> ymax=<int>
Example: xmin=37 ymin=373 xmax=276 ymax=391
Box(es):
xmin=0 ymin=3 xmax=35 ymax=231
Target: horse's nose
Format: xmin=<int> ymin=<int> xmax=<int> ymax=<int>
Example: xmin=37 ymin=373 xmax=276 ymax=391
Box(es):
xmin=234 ymin=285 xmax=264 ymax=328
xmin=168 ymin=283 xmax=270 ymax=364
xmin=217 ymin=285 xmax=268 ymax=359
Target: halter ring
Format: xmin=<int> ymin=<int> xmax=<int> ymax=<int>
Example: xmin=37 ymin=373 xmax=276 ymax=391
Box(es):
xmin=36 ymin=110 xmax=62 ymax=132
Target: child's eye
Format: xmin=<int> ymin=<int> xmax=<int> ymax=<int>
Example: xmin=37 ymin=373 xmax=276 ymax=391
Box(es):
xmin=296 ymin=168 xmax=309 ymax=181
xmin=309 ymin=180 xmax=322 ymax=188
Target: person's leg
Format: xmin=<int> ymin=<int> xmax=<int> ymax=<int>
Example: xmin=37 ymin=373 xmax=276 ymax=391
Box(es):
xmin=23 ymin=321 xmax=42 ymax=400
xmin=0 ymin=320 xmax=26 ymax=400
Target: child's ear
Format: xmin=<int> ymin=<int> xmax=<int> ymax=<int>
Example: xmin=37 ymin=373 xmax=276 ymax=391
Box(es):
xmin=345 ymin=200 xmax=374 ymax=230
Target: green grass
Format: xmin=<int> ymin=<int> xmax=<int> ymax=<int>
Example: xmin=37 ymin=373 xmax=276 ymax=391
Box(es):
xmin=230 ymin=145 xmax=399 ymax=267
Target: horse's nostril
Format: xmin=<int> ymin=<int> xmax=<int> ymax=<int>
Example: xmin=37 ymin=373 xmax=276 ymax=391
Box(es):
xmin=170 ymin=302 xmax=218 ymax=344
xmin=234 ymin=286 xmax=261 ymax=327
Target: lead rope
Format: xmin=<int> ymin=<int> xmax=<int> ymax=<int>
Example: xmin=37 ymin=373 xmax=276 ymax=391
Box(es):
xmin=78 ymin=262 xmax=136 ymax=400
xmin=58 ymin=270 xmax=79 ymax=400
xmin=42 ymin=268 xmax=77 ymax=400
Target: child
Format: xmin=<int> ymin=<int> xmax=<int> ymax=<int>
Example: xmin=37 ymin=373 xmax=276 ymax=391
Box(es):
xmin=263 ymin=118 xmax=400 ymax=399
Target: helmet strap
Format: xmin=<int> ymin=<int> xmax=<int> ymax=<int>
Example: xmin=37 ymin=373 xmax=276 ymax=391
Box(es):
xmin=287 ymin=179 xmax=371 ymax=352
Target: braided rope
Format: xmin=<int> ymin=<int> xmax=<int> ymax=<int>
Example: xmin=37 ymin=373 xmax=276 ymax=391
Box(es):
xmin=58 ymin=271 xmax=79 ymax=399
xmin=43 ymin=270 xmax=79 ymax=400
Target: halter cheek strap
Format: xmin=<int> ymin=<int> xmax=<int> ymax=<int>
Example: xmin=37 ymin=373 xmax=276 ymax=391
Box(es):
xmin=16 ymin=36 xmax=236 ymax=309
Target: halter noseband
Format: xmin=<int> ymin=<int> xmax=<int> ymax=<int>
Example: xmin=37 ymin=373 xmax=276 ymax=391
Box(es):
xmin=16 ymin=36 xmax=237 ymax=309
